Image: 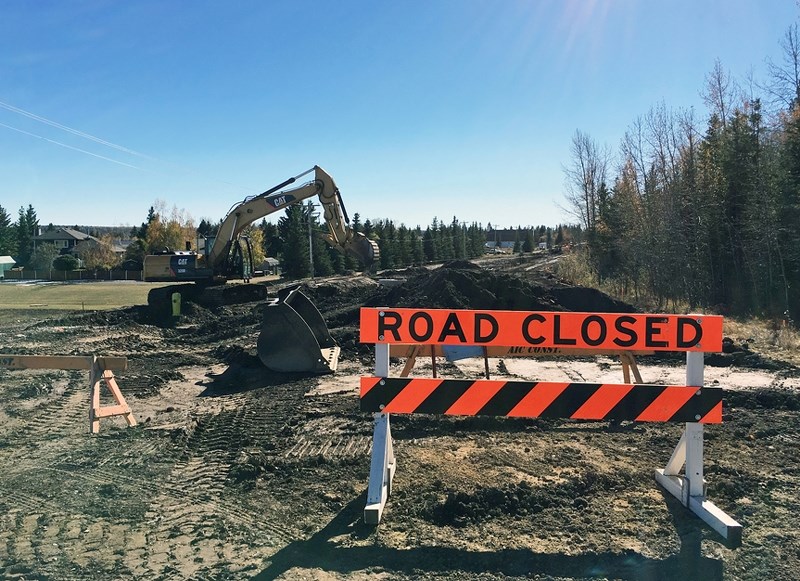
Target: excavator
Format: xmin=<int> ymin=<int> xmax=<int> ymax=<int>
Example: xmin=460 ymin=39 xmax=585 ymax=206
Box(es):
xmin=143 ymin=165 xmax=379 ymax=374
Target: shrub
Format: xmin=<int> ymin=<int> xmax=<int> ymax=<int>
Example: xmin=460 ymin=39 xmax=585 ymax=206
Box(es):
xmin=53 ymin=254 xmax=80 ymax=271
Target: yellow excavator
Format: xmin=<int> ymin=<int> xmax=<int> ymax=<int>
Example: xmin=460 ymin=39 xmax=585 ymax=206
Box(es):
xmin=143 ymin=165 xmax=379 ymax=373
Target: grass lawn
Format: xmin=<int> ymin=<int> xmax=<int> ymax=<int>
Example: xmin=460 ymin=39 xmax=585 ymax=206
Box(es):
xmin=0 ymin=281 xmax=168 ymax=313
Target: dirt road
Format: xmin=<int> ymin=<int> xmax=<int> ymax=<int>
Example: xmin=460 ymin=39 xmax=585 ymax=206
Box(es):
xmin=0 ymin=260 xmax=798 ymax=580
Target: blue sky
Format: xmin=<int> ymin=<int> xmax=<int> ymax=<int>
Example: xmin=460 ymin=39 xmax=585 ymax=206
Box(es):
xmin=0 ymin=1 xmax=797 ymax=230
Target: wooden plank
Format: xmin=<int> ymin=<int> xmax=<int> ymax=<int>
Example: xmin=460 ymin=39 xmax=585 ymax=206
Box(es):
xmin=93 ymin=404 xmax=132 ymax=418
xmin=0 ymin=354 xmax=127 ymax=371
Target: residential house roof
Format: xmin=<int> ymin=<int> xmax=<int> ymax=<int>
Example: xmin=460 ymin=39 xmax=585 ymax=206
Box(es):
xmin=0 ymin=256 xmax=16 ymax=266
xmin=34 ymin=228 xmax=98 ymax=242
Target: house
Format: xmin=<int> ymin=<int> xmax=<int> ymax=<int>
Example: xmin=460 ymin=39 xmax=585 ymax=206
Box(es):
xmin=484 ymin=228 xmax=518 ymax=251
xmin=33 ymin=228 xmax=99 ymax=255
xmin=0 ymin=256 xmax=16 ymax=279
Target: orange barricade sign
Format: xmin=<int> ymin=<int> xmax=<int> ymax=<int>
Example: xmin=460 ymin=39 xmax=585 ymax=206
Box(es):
xmin=360 ymin=308 xmax=723 ymax=352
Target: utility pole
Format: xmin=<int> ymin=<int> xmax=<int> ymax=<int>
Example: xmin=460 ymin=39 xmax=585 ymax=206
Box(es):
xmin=306 ymin=204 xmax=320 ymax=281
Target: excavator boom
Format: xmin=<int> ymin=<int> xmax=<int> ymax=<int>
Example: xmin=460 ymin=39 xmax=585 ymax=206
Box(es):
xmin=207 ymin=165 xmax=378 ymax=276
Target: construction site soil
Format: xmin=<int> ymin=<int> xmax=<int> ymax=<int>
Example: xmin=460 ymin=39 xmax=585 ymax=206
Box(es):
xmin=1 ymin=255 xmax=799 ymax=580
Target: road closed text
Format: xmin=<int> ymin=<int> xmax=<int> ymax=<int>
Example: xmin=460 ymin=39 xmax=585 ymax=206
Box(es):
xmin=360 ymin=308 xmax=723 ymax=352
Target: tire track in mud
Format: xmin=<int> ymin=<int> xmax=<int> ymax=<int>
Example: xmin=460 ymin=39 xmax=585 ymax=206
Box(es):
xmin=0 ymin=371 xmax=143 ymax=565
xmin=285 ymin=433 xmax=372 ymax=459
xmin=0 ymin=360 xmax=316 ymax=578
xmin=136 ymin=382 xmax=313 ymax=578
xmin=0 ymin=441 xmax=157 ymax=579
xmin=0 ymin=380 xmax=88 ymax=471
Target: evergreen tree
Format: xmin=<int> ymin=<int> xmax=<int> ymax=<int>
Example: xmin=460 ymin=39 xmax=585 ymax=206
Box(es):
xmin=523 ymin=229 xmax=536 ymax=253
xmin=362 ymin=219 xmax=374 ymax=239
xmin=308 ymin=204 xmax=334 ymax=276
xmin=777 ymin=105 xmax=800 ymax=318
xmin=437 ymin=218 xmax=454 ymax=260
xmin=343 ymin=212 xmax=363 ymax=271
xmin=0 ymin=205 xmax=15 ymax=256
xmin=15 ymin=205 xmax=37 ymax=265
xmin=396 ymin=225 xmax=412 ymax=266
xmin=123 ymin=239 xmax=147 ymax=263
xmin=327 ymin=244 xmax=346 ymax=274
xmin=554 ymin=226 xmax=564 ymax=246
xmin=277 ymin=204 xmax=310 ymax=278
xmin=351 ymin=212 xmax=362 ymax=233
xmin=412 ymin=227 xmax=425 ymax=264
xmin=259 ymin=219 xmax=281 ymax=257
xmin=197 ymin=218 xmax=219 ymax=237
xmin=423 ymin=222 xmax=437 ymax=262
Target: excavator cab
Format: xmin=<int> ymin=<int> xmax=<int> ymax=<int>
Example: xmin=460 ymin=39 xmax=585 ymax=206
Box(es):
xmin=257 ymin=287 xmax=340 ymax=374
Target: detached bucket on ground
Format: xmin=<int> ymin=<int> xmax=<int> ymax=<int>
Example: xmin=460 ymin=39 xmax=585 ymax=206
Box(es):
xmin=258 ymin=287 xmax=340 ymax=373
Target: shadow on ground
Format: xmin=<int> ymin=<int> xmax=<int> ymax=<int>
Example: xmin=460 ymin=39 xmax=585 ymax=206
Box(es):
xmin=254 ymin=492 xmax=724 ymax=580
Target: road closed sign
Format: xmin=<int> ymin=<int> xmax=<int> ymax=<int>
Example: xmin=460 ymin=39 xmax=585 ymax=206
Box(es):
xmin=360 ymin=308 xmax=723 ymax=352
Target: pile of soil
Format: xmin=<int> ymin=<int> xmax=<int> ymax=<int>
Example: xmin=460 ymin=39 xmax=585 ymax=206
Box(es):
xmin=364 ymin=260 xmax=636 ymax=313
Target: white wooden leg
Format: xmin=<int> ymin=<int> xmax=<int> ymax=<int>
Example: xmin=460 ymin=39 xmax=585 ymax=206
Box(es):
xmin=655 ymin=350 xmax=742 ymax=546
xmin=364 ymin=412 xmax=395 ymax=525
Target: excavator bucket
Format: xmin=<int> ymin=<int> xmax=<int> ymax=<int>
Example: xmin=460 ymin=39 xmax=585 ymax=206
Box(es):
xmin=257 ymin=287 xmax=340 ymax=373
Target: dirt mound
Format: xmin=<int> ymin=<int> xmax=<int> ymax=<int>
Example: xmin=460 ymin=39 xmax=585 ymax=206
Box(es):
xmin=364 ymin=262 xmax=635 ymax=313
xmin=424 ymin=469 xmax=635 ymax=527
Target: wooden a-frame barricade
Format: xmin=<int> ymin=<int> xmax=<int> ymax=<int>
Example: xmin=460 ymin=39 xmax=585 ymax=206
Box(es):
xmin=0 ymin=354 xmax=136 ymax=433
xmin=358 ymin=308 xmax=742 ymax=547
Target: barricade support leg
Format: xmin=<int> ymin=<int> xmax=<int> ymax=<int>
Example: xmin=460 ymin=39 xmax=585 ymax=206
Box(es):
xmin=364 ymin=412 xmax=395 ymax=525
xmin=88 ymin=357 xmax=137 ymax=434
xmin=654 ymin=351 xmax=742 ymax=546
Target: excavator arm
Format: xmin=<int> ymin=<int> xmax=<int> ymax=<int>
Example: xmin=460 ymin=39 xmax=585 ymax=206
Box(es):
xmin=207 ymin=166 xmax=378 ymax=275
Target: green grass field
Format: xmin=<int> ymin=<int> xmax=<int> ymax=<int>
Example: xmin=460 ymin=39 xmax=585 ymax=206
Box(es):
xmin=0 ymin=281 xmax=167 ymax=312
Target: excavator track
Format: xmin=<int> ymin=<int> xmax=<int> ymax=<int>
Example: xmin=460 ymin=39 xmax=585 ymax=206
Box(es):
xmin=147 ymin=283 xmax=267 ymax=324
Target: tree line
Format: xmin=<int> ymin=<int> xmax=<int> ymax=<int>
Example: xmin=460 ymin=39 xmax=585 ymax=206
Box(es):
xmin=0 ymin=205 xmax=103 ymax=270
xmin=1 ymin=196 xmax=578 ymax=276
xmin=261 ymin=202 xmax=577 ymax=278
xmin=564 ymin=24 xmax=800 ymax=321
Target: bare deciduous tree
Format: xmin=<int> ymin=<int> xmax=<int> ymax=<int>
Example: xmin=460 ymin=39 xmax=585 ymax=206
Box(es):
xmin=764 ymin=23 xmax=800 ymax=109
xmin=562 ymin=130 xmax=610 ymax=231
xmin=702 ymin=59 xmax=738 ymax=127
